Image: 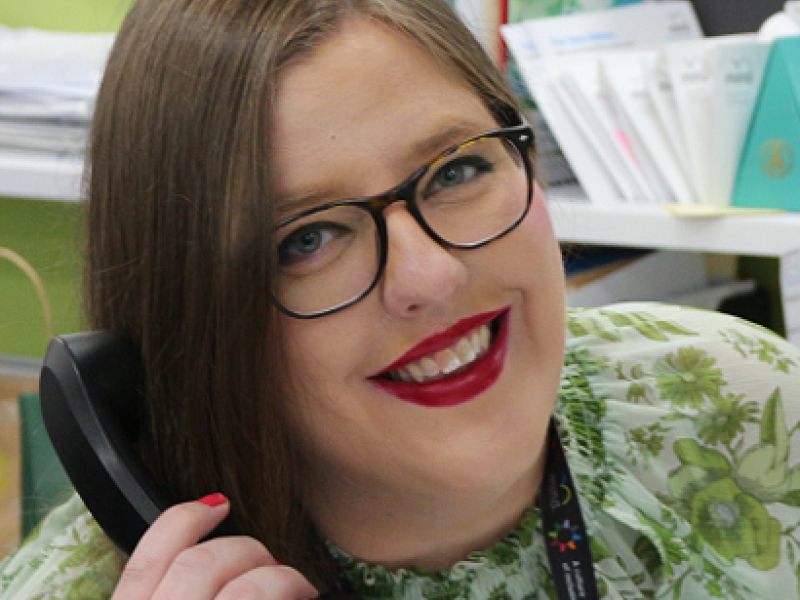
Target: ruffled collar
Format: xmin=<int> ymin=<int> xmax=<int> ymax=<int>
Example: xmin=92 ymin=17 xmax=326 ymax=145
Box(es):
xmin=327 ymin=506 xmax=554 ymax=600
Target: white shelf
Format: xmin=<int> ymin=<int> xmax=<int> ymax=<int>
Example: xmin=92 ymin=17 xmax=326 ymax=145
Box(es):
xmin=548 ymin=187 xmax=800 ymax=258
xmin=0 ymin=148 xmax=82 ymax=201
xmin=547 ymin=186 xmax=800 ymax=349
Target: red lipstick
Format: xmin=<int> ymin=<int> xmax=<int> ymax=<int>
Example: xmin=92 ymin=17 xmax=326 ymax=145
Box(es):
xmin=369 ymin=307 xmax=510 ymax=408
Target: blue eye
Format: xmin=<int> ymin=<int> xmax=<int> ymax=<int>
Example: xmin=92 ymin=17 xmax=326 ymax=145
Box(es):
xmin=278 ymin=222 xmax=345 ymax=267
xmin=426 ymin=156 xmax=494 ymax=195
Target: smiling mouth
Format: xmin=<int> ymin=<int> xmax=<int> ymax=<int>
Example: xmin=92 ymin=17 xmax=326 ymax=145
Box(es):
xmin=377 ymin=318 xmax=499 ymax=384
xmin=368 ymin=308 xmax=510 ymax=408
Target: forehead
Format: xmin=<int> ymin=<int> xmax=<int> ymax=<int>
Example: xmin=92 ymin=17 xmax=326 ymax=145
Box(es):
xmin=273 ymin=16 xmax=497 ymax=207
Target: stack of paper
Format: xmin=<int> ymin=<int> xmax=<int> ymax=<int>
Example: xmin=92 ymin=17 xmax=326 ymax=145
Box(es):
xmin=502 ymin=1 xmax=777 ymax=207
xmin=502 ymin=2 xmax=704 ymax=205
xmin=0 ymin=26 xmax=115 ymax=154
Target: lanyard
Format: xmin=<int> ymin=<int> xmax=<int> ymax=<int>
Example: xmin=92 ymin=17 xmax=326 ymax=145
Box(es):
xmin=323 ymin=417 xmax=600 ymax=600
xmin=538 ymin=417 xmax=600 ymax=600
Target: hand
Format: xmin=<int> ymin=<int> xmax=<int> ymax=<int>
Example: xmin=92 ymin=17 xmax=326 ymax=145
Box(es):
xmin=111 ymin=494 xmax=319 ymax=600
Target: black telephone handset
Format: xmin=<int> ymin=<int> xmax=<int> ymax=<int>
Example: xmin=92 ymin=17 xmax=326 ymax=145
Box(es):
xmin=40 ymin=332 xmax=169 ymax=556
xmin=40 ymin=332 xmax=360 ymax=598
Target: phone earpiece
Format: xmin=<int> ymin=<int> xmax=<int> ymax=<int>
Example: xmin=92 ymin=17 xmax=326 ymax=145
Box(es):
xmin=40 ymin=332 xmax=169 ymax=556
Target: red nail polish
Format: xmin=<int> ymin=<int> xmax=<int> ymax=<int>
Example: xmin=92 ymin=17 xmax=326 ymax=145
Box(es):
xmin=198 ymin=493 xmax=227 ymax=507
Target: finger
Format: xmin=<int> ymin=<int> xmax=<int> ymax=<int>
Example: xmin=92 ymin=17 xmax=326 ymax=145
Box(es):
xmin=217 ymin=566 xmax=319 ymax=600
xmin=112 ymin=493 xmax=230 ymax=600
xmin=151 ymin=535 xmax=279 ymax=599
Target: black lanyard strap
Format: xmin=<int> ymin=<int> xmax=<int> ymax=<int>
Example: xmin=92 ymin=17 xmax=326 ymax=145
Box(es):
xmin=325 ymin=417 xmax=601 ymax=600
xmin=539 ymin=417 xmax=600 ymax=600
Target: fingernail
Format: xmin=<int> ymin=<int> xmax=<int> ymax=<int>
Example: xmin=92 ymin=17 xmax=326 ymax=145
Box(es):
xmin=198 ymin=493 xmax=227 ymax=507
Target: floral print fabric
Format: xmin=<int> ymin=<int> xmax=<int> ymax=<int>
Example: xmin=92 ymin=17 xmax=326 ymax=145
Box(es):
xmin=560 ymin=304 xmax=800 ymax=600
xmin=0 ymin=493 xmax=123 ymax=599
xmin=2 ymin=303 xmax=800 ymax=599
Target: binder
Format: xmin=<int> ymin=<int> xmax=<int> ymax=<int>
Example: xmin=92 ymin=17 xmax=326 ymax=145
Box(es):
xmin=732 ymin=36 xmax=800 ymax=212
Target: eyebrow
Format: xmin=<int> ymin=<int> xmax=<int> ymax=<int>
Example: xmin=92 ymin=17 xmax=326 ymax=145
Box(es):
xmin=275 ymin=117 xmax=494 ymax=220
xmin=408 ymin=118 xmax=492 ymax=163
xmin=275 ymin=187 xmax=341 ymax=223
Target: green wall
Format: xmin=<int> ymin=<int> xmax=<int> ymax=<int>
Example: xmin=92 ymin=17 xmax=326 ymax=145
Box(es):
xmin=0 ymin=0 xmax=128 ymax=358
xmin=0 ymin=199 xmax=83 ymax=358
xmin=0 ymin=0 xmax=129 ymax=32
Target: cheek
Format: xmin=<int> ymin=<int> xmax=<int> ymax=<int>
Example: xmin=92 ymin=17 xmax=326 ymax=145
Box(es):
xmin=500 ymin=191 xmax=564 ymax=281
xmin=281 ymin=316 xmax=372 ymax=421
xmin=508 ymin=192 xmax=567 ymax=330
xmin=281 ymin=320 xmax=346 ymax=405
xmin=523 ymin=186 xmax=558 ymax=240
xmin=282 ymin=329 xmax=360 ymax=462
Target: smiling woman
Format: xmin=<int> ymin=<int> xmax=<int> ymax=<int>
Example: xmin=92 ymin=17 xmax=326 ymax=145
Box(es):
xmin=2 ymin=1 xmax=800 ymax=599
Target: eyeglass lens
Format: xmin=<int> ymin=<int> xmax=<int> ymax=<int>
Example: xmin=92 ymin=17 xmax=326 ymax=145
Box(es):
xmin=276 ymin=134 xmax=529 ymax=316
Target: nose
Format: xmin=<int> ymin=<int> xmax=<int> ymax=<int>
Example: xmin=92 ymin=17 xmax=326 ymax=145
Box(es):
xmin=381 ymin=205 xmax=467 ymax=318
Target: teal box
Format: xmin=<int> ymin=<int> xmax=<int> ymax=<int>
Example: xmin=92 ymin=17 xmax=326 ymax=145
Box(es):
xmin=732 ymin=36 xmax=800 ymax=211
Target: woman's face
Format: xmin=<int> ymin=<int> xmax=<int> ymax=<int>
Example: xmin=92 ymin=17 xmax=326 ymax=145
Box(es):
xmin=274 ymin=17 xmax=566 ymax=523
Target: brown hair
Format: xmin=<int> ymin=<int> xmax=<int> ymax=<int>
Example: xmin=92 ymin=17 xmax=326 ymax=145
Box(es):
xmin=86 ymin=0 xmax=522 ymax=585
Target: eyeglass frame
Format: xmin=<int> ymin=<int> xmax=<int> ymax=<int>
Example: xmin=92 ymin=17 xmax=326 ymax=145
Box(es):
xmin=274 ymin=123 xmax=536 ymax=319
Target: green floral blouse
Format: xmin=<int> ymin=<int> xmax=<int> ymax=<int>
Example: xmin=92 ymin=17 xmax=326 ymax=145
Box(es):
xmin=3 ymin=303 xmax=800 ymax=599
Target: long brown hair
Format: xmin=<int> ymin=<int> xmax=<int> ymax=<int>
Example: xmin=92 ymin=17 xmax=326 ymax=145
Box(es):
xmin=86 ymin=0 xmax=522 ymax=585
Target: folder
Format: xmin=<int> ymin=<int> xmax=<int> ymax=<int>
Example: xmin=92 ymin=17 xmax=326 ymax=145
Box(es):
xmin=600 ymin=52 xmax=694 ymax=203
xmin=666 ymin=36 xmax=771 ymax=205
xmin=732 ymin=35 xmax=800 ymax=212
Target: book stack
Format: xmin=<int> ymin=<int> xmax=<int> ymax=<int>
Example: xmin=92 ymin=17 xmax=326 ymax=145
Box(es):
xmin=0 ymin=26 xmax=115 ymax=155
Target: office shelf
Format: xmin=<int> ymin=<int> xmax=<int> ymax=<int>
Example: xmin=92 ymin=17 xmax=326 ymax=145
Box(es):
xmin=548 ymin=187 xmax=800 ymax=258
xmin=0 ymin=148 xmax=82 ymax=201
xmin=547 ymin=186 xmax=800 ymax=348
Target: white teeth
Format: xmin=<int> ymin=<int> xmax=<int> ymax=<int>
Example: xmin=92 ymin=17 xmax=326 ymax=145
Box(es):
xmin=479 ymin=325 xmax=490 ymax=351
xmin=470 ymin=329 xmax=482 ymax=353
xmin=455 ymin=337 xmax=476 ymax=364
xmin=420 ymin=357 xmax=439 ymax=378
xmin=408 ymin=363 xmax=425 ymax=383
xmin=439 ymin=349 xmax=463 ymax=374
xmin=385 ymin=322 xmax=494 ymax=384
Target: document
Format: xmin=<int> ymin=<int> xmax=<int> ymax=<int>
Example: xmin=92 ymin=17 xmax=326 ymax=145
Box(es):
xmin=664 ymin=39 xmax=713 ymax=203
xmin=666 ymin=36 xmax=770 ymax=205
xmin=708 ymin=39 xmax=771 ymax=206
xmin=645 ymin=50 xmax=693 ymax=183
xmin=0 ymin=26 xmax=114 ymax=153
xmin=503 ymin=1 xmax=703 ymax=204
xmin=0 ymin=27 xmax=114 ymax=98
xmin=556 ymin=56 xmax=654 ymax=202
xmin=526 ymin=59 xmax=625 ymax=205
xmin=502 ymin=1 xmax=701 ymax=61
xmin=600 ymin=51 xmax=692 ymax=203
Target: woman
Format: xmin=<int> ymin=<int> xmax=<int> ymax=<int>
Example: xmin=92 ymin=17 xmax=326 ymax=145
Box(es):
xmin=2 ymin=0 xmax=800 ymax=598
